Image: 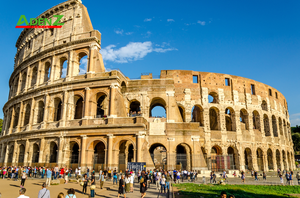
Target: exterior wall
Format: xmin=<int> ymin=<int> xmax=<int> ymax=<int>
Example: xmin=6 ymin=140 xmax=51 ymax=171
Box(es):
xmin=0 ymin=0 xmax=295 ymax=172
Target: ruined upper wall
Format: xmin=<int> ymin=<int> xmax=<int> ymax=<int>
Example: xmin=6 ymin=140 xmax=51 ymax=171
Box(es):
xmin=14 ymin=0 xmax=97 ymax=69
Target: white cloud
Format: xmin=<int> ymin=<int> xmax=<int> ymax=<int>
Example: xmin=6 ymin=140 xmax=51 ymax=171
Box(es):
xmin=125 ymin=32 xmax=134 ymax=35
xmin=101 ymin=41 xmax=177 ymax=63
xmin=114 ymin=29 xmax=124 ymax=35
xmin=290 ymin=113 xmax=300 ymax=126
xmin=144 ymin=18 xmax=152 ymax=22
xmin=197 ymin=20 xmax=206 ymax=25
xmin=167 ymin=19 xmax=175 ymax=22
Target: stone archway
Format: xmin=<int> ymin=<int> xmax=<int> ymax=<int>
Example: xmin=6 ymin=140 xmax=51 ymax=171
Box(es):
xmin=257 ymin=148 xmax=264 ymax=171
xmin=267 ymin=149 xmax=273 ymax=170
xmin=176 ymin=143 xmax=192 ymax=171
xmin=244 ymin=148 xmax=253 ymax=170
xmin=149 ymin=143 xmax=167 ymax=170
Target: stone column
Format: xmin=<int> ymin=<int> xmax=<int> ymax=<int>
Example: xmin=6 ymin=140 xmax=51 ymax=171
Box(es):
xmin=83 ymin=87 xmax=90 ymax=118
xmin=36 ymin=61 xmax=41 ymax=86
xmin=109 ymin=83 xmax=119 ymax=118
xmin=12 ymin=141 xmax=18 ymax=166
xmin=43 ymin=94 xmax=50 ymax=128
xmin=80 ymin=135 xmax=87 ymax=170
xmin=272 ymin=149 xmax=277 ymax=171
xmin=136 ymin=131 xmax=146 ymax=162
xmin=29 ymin=98 xmax=35 ymax=130
xmin=104 ymin=149 xmax=107 ymax=170
xmin=87 ymin=43 xmax=100 ymax=73
xmin=133 ymin=149 xmax=137 ymax=162
xmin=16 ymin=102 xmax=24 ymax=132
xmin=66 ymin=50 xmax=73 ymax=80
xmin=49 ymin=56 xmax=56 ymax=83
xmin=235 ymin=110 xmax=242 ymax=141
xmin=4 ymin=144 xmax=9 ymax=166
xmin=9 ymin=107 xmax=15 ymax=134
xmin=60 ymin=91 xmax=68 ymax=127
xmin=24 ymin=139 xmax=30 ymax=166
xmin=57 ymin=136 xmax=65 ymax=167
xmin=24 ymin=66 xmax=31 ymax=91
xmin=0 ymin=143 xmax=5 ymax=163
xmin=263 ymin=152 xmax=268 ymax=171
xmin=16 ymin=72 xmax=22 ymax=95
xmin=238 ymin=145 xmax=245 ymax=171
xmin=38 ymin=138 xmax=45 ymax=164
xmin=252 ymin=148 xmax=258 ymax=171
xmin=107 ymin=134 xmax=114 ymax=169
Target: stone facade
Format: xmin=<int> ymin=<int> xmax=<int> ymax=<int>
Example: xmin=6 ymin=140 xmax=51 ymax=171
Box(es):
xmin=0 ymin=0 xmax=295 ymax=172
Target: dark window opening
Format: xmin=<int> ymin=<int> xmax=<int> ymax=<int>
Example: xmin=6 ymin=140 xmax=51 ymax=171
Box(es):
xmin=193 ymin=75 xmax=198 ymax=83
xmin=251 ymin=84 xmax=255 ymax=95
xmin=275 ymin=92 xmax=278 ymax=99
xmin=28 ymin=41 xmax=31 ymax=49
xmin=50 ymin=29 xmax=54 ymax=36
xmin=225 ymin=78 xmax=230 ymax=86
xmin=269 ymin=89 xmax=272 ymax=96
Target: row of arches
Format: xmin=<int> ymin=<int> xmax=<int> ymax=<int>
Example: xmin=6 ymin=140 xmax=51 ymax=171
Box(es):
xmin=10 ymin=53 xmax=88 ymax=97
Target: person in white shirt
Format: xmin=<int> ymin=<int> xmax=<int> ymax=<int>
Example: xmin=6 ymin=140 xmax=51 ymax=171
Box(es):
xmin=124 ymin=175 xmax=131 ymax=193
xmin=17 ymin=188 xmax=29 ymax=198
xmin=130 ymin=173 xmax=134 ymax=193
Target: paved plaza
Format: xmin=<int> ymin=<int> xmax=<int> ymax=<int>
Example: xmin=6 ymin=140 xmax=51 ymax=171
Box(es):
xmin=0 ymin=177 xmax=163 ymax=198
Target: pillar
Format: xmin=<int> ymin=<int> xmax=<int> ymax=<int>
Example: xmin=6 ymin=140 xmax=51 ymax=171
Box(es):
xmin=272 ymin=149 xmax=277 ymax=171
xmin=107 ymin=134 xmax=114 ymax=169
xmin=83 ymin=87 xmax=90 ymax=118
xmin=87 ymin=43 xmax=101 ymax=73
xmin=61 ymin=91 xmax=68 ymax=127
xmin=109 ymin=83 xmax=119 ymax=117
xmin=38 ymin=138 xmax=45 ymax=165
xmin=36 ymin=61 xmax=42 ymax=85
xmin=0 ymin=143 xmax=5 ymax=163
xmin=49 ymin=56 xmax=56 ymax=83
xmin=29 ymin=98 xmax=35 ymax=130
xmin=57 ymin=136 xmax=64 ymax=167
xmin=9 ymin=107 xmax=15 ymax=134
xmin=12 ymin=141 xmax=18 ymax=166
xmin=43 ymin=94 xmax=50 ymax=128
xmin=16 ymin=102 xmax=24 ymax=132
xmin=24 ymin=139 xmax=30 ymax=166
xmin=4 ymin=144 xmax=9 ymax=166
xmin=136 ymin=131 xmax=146 ymax=162
xmin=80 ymin=135 xmax=87 ymax=171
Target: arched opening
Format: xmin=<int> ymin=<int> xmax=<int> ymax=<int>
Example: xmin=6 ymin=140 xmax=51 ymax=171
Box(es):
xmin=23 ymin=104 xmax=31 ymax=126
xmin=209 ymin=107 xmax=219 ymax=130
xmin=118 ymin=141 xmax=134 ymax=172
xmin=244 ymin=148 xmax=253 ymax=170
xmin=60 ymin=57 xmax=68 ymax=78
xmin=257 ymin=148 xmax=264 ymax=171
xmin=225 ymin=108 xmax=236 ymax=131
xmin=176 ymin=144 xmax=191 ymax=170
xmin=49 ymin=142 xmax=58 ymax=163
xmin=44 ymin=62 xmax=51 ymax=82
xmin=261 ymin=100 xmax=268 ymax=111
xmin=252 ymin=110 xmax=260 ymax=131
xmin=70 ymin=143 xmax=79 ymax=164
xmin=36 ymin=101 xmax=44 ymax=123
xmin=191 ymin=105 xmax=204 ymax=126
xmin=276 ymin=149 xmax=281 ymax=170
xmin=279 ymin=118 xmax=283 ymax=135
xmin=94 ymin=141 xmax=105 ymax=171
xmin=129 ymin=100 xmax=141 ymax=117
xmin=240 ymin=109 xmax=249 ymax=130
xmin=211 ymin=145 xmax=222 ymax=171
xmin=96 ymin=95 xmax=107 ymax=118
xmin=227 ymin=147 xmax=237 ymax=170
xmin=282 ymin=150 xmax=287 ymax=169
xmin=264 ymin=114 xmax=271 ymax=136
xmin=18 ymin=144 xmax=25 ymax=164
xmin=267 ymin=149 xmax=273 ymax=170
xmin=21 ymin=72 xmax=27 ymax=91
xmin=7 ymin=146 xmax=14 ymax=164
xmin=283 ymin=120 xmax=287 ymax=138
xmin=208 ymin=92 xmax=218 ymax=103
xmin=78 ymin=53 xmax=88 ymax=75
xmin=149 ymin=143 xmax=167 ymax=170
xmin=31 ymin=67 xmax=37 ymax=87
xmin=149 ymin=97 xmax=166 ymax=118
xmin=74 ymin=96 xmax=83 ymax=119
xmin=32 ymin=143 xmax=39 ymax=163
xmin=178 ymin=105 xmax=185 ymax=122
xmin=13 ymin=77 xmax=19 ymax=95
xmin=121 ymin=82 xmax=126 ymax=94
xmin=54 ymin=98 xmax=62 ymax=121
xmin=272 ymin=115 xmax=278 ymax=137
xmin=13 ymin=107 xmax=20 ymax=128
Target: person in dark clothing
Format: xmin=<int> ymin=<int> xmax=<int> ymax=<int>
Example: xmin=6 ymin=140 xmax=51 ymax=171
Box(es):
xmin=90 ymin=172 xmax=95 ymax=197
xmin=118 ymin=175 xmax=126 ymax=198
xmin=140 ymin=175 xmax=147 ymax=198
xmin=82 ymin=174 xmax=88 ymax=194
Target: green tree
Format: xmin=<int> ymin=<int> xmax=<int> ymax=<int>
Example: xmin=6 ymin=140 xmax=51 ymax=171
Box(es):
xmin=292 ymin=133 xmax=300 ymax=151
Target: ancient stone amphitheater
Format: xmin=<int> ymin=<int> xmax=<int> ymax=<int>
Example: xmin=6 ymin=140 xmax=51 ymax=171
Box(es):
xmin=0 ymin=0 xmax=295 ymax=173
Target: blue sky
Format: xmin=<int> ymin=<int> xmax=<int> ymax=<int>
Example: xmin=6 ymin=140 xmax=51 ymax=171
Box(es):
xmin=0 ymin=0 xmax=300 ymax=125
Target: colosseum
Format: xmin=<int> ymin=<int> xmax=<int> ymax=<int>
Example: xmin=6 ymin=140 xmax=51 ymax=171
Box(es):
xmin=0 ymin=0 xmax=295 ymax=173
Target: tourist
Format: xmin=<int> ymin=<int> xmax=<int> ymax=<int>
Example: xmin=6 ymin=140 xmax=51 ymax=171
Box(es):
xmin=286 ymin=171 xmax=290 ymax=184
xmin=90 ymin=172 xmax=95 ymax=197
xmin=64 ymin=169 xmax=69 ymax=184
xmin=213 ymin=172 xmax=217 ymax=184
xmin=17 ymin=188 xmax=29 ymax=198
xmin=140 ymin=175 xmax=147 ymax=198
xmin=210 ymin=172 xmax=213 ymax=183
xmin=75 ymin=168 xmax=78 ymax=178
xmin=108 ymin=169 xmax=112 ymax=179
xmin=263 ymin=171 xmax=266 ymax=180
xmin=160 ymin=175 xmax=166 ymax=194
xmin=251 ymin=170 xmax=254 ymax=178
xmin=130 ymin=172 xmax=134 ymax=193
xmin=38 ymin=183 xmax=50 ymax=198
xmin=99 ymin=171 xmax=105 ymax=189
xmin=165 ymin=173 xmax=171 ymax=191
xmin=124 ymin=174 xmax=131 ymax=193
xmin=277 ymin=168 xmax=281 ymax=177
xmin=57 ymin=192 xmax=64 ymax=198
xmin=296 ymin=172 xmax=300 ymax=185
xmin=118 ymin=175 xmax=126 ymax=198
xmin=241 ymin=172 xmax=245 ymax=183
xmin=82 ymin=174 xmax=88 ymax=194
xmin=87 ymin=167 xmax=90 ymax=178
xmin=113 ymin=170 xmax=118 ymax=185
xmin=66 ymin=188 xmax=76 ymax=198
xmin=46 ymin=168 xmax=52 ymax=187
xmin=280 ymin=174 xmax=284 ymax=185
xmin=254 ymin=171 xmax=258 ymax=181
xmin=176 ymin=171 xmax=180 ymax=184
xmin=20 ymin=170 xmax=27 ymax=188
xmin=289 ymin=172 xmax=293 ymax=185
xmin=220 ymin=191 xmax=227 ymax=198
